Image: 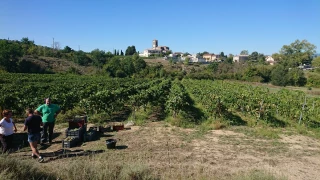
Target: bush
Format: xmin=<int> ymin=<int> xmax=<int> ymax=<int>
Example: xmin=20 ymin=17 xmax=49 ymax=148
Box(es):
xmin=306 ymin=72 xmax=320 ymax=88
xmin=271 ymin=65 xmax=289 ymax=86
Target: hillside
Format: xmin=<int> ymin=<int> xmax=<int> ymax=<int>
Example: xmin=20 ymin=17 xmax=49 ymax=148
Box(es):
xmin=22 ymin=56 xmax=99 ymax=75
xmin=21 ymin=56 xmax=207 ymax=75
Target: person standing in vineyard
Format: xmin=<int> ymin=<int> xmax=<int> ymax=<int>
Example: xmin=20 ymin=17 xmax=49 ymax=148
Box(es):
xmin=0 ymin=109 xmax=18 ymax=153
xmin=35 ymin=98 xmax=60 ymax=145
xmin=23 ymin=108 xmax=44 ymax=162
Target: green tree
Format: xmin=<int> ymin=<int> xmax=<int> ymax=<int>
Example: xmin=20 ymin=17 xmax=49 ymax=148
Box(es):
xmin=311 ymin=56 xmax=320 ymax=68
xmin=197 ymin=51 xmax=209 ymax=57
xmin=240 ymin=50 xmax=249 ymax=55
xmin=0 ymin=40 xmax=23 ymax=72
xmin=91 ymin=49 xmax=106 ymax=67
xmin=73 ymin=50 xmax=91 ymax=66
xmin=257 ymin=53 xmax=266 ymax=64
xmin=21 ymin=37 xmax=35 ymax=55
xmin=287 ymin=68 xmax=307 ymax=86
xmin=279 ymin=39 xmax=316 ymax=66
xmin=183 ymin=52 xmax=190 ymax=57
xmin=133 ymin=56 xmax=147 ymax=72
xmin=220 ymin=52 xmax=225 ymax=57
xmin=271 ymin=64 xmax=289 ymax=86
xmin=121 ymin=57 xmax=135 ymax=76
xmin=62 ymin=46 xmax=73 ymax=53
xmin=120 ymin=50 xmax=124 ymax=56
xmin=104 ymin=56 xmax=121 ymax=77
xmin=207 ymin=62 xmax=219 ymax=73
xmin=257 ymin=65 xmax=272 ymax=82
xmin=27 ymin=45 xmax=38 ymax=56
xmin=125 ymin=46 xmax=136 ymax=56
xmin=249 ymin=51 xmax=259 ymax=61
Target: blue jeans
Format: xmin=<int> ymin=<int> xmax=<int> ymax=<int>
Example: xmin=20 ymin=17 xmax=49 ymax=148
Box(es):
xmin=28 ymin=133 xmax=41 ymax=143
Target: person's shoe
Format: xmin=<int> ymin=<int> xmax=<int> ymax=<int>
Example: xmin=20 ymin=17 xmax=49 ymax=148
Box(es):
xmin=38 ymin=156 xmax=44 ymax=163
xmin=31 ymin=153 xmax=37 ymax=159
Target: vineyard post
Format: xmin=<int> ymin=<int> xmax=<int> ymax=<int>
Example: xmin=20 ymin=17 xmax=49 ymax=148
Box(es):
xmin=312 ymin=101 xmax=314 ymax=110
xmin=166 ymin=139 xmax=171 ymax=173
xmin=299 ymin=96 xmax=306 ymax=124
xmin=259 ymin=100 xmax=264 ymax=120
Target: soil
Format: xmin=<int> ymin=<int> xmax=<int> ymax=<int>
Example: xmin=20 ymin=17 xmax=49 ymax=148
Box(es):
xmin=13 ymin=122 xmax=320 ymax=180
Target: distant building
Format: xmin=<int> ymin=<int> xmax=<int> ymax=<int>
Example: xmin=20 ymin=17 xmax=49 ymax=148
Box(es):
xmin=139 ymin=39 xmax=170 ymax=57
xmin=202 ymin=53 xmax=221 ymax=62
xmin=265 ymin=55 xmax=276 ymax=65
xmin=233 ymin=55 xmax=249 ymax=62
xmin=181 ymin=54 xmax=206 ymax=63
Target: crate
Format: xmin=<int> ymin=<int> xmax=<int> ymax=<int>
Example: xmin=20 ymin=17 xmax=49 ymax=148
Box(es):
xmin=85 ymin=130 xmax=97 ymax=142
xmin=65 ymin=125 xmax=86 ymax=142
xmin=112 ymin=124 xmax=124 ymax=131
xmin=67 ymin=115 xmax=87 ymax=129
xmin=62 ymin=137 xmax=79 ymax=148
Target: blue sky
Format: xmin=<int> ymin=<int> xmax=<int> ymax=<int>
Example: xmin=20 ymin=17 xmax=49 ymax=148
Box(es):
xmin=0 ymin=0 xmax=319 ymax=55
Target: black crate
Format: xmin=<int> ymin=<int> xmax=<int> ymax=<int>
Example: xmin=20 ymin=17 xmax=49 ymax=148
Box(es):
xmin=65 ymin=125 xmax=86 ymax=142
xmin=85 ymin=129 xmax=98 ymax=142
xmin=62 ymin=137 xmax=79 ymax=148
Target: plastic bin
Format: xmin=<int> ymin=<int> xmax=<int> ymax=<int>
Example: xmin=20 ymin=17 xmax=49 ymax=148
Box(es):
xmin=106 ymin=139 xmax=117 ymax=149
xmin=62 ymin=137 xmax=79 ymax=148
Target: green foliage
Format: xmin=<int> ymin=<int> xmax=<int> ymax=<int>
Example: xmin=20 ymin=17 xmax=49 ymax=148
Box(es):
xmin=62 ymin=46 xmax=73 ymax=53
xmin=279 ymin=39 xmax=316 ymax=66
xmin=73 ymin=50 xmax=91 ymax=66
xmin=311 ymin=56 xmax=320 ymax=67
xmin=306 ymin=72 xmax=320 ymax=87
xmin=90 ymin=49 xmax=107 ymax=67
xmin=207 ymin=62 xmax=219 ymax=72
xmin=271 ymin=64 xmax=306 ymax=86
xmin=165 ymin=81 xmax=190 ymax=118
xmin=182 ymin=79 xmax=320 ymax=127
xmin=115 ymin=69 xmax=126 ymax=77
xmin=0 ymin=40 xmax=23 ymax=72
xmin=125 ymin=46 xmax=136 ymax=56
xmin=184 ymin=57 xmax=190 ymax=65
xmin=122 ymin=57 xmax=135 ymax=76
xmin=271 ymin=65 xmax=289 ymax=86
xmin=240 ymin=50 xmax=249 ymax=55
xmin=287 ymin=68 xmax=307 ymax=86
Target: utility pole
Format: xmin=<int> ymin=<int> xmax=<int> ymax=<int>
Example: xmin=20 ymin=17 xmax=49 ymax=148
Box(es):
xmin=52 ymin=38 xmax=55 ymax=49
xmin=78 ymin=45 xmax=80 ymax=51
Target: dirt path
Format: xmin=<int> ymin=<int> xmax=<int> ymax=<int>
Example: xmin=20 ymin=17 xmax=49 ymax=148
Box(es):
xmin=14 ymin=122 xmax=320 ymax=179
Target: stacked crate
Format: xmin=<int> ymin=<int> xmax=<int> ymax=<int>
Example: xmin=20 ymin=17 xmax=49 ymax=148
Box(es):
xmin=62 ymin=115 xmax=87 ymax=148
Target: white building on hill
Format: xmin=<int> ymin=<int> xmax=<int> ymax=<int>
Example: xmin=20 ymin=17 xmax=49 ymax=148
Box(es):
xmin=139 ymin=39 xmax=170 ymax=57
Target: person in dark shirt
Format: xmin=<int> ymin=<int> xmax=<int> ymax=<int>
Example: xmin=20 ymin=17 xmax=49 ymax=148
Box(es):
xmin=23 ymin=108 xmax=44 ymax=163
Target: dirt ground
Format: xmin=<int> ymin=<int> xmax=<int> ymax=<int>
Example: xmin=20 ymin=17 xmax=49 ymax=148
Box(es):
xmin=13 ymin=122 xmax=320 ymax=180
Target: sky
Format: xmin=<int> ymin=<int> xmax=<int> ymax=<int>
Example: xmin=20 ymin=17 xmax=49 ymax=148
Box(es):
xmin=0 ymin=0 xmax=319 ymax=55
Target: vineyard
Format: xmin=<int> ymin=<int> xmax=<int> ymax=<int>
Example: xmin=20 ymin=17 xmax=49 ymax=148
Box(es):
xmin=1 ymin=73 xmax=320 ymax=128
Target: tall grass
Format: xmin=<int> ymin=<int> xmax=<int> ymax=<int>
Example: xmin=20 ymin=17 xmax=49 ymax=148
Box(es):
xmin=0 ymin=155 xmax=56 ymax=180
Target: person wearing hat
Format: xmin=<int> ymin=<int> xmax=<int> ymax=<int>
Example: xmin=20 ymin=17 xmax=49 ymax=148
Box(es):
xmin=35 ymin=98 xmax=60 ymax=145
